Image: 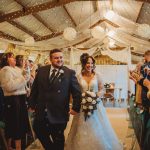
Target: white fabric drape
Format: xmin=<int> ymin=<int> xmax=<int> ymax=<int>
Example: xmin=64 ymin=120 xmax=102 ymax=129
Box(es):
xmin=70 ymin=48 xmax=75 ymax=69
xmin=69 ymin=47 xmax=97 ymax=66
xmin=101 ymin=46 xmax=131 ymax=65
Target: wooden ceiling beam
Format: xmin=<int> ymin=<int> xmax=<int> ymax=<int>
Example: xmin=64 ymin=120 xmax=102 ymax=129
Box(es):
xmin=32 ymin=14 xmax=55 ymax=32
xmin=63 ymin=5 xmax=77 ymax=27
xmin=136 ymin=2 xmax=144 ymax=22
xmin=14 ymin=0 xmax=55 ymax=33
xmin=0 ymin=11 xmax=39 ymax=39
xmin=131 ymin=51 xmax=144 ymax=56
xmin=0 ymin=0 xmax=77 ymax=23
xmin=110 ymin=0 xmax=113 ymax=10
xmin=135 ymin=0 xmax=150 ymax=3
xmin=0 ymin=31 xmax=21 ymax=41
xmin=8 ymin=20 xmax=39 ymax=39
xmin=73 ymin=37 xmax=91 ymax=46
xmin=92 ymin=1 xmax=98 ymax=12
xmin=35 ymin=32 xmax=63 ymax=41
xmin=89 ymin=19 xmax=104 ymax=29
xmin=104 ymin=19 xmax=119 ymax=28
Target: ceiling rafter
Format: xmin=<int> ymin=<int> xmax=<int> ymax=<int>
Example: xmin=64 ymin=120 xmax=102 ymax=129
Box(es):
xmin=0 ymin=31 xmax=21 ymax=41
xmin=14 ymin=0 xmax=55 ymax=33
xmin=0 ymin=0 xmax=77 ymax=23
xmin=92 ymin=1 xmax=98 ymax=12
xmin=0 ymin=11 xmax=39 ymax=40
xmin=136 ymin=2 xmax=144 ymax=22
xmin=131 ymin=51 xmax=144 ymax=56
xmin=89 ymin=19 xmax=104 ymax=29
xmin=73 ymin=37 xmax=91 ymax=46
xmin=0 ymin=0 xmax=66 ymax=42
xmin=8 ymin=20 xmax=40 ymax=39
xmin=32 ymin=14 xmax=55 ymax=32
xmin=104 ymin=19 xmax=119 ymax=28
xmin=110 ymin=0 xmax=113 ymax=10
xmin=35 ymin=32 xmax=63 ymax=41
xmin=63 ymin=5 xmax=77 ymax=27
xmin=135 ymin=0 xmax=150 ymax=3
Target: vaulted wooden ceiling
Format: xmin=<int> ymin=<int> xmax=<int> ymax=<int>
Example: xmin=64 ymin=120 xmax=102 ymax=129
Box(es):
xmin=0 ymin=0 xmax=149 ymax=54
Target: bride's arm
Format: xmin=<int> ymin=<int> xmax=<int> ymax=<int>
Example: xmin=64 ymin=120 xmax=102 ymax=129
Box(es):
xmin=96 ymin=73 xmax=105 ymax=97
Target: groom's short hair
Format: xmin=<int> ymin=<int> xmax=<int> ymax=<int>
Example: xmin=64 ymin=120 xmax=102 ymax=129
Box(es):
xmin=144 ymin=50 xmax=150 ymax=56
xmin=50 ymin=49 xmax=62 ymax=58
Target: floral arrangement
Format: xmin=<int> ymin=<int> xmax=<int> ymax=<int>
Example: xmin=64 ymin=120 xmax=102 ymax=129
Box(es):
xmin=104 ymin=83 xmax=110 ymax=88
xmin=81 ymin=91 xmax=99 ymax=121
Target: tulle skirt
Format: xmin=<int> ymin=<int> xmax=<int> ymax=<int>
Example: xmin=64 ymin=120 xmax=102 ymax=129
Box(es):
xmin=65 ymin=101 xmax=123 ymax=150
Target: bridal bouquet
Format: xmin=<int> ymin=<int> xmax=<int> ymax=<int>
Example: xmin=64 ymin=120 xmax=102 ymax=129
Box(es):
xmin=81 ymin=91 xmax=99 ymax=121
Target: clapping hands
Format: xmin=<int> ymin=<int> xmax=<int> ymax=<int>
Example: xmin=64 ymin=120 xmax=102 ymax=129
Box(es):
xmin=129 ymin=71 xmax=142 ymax=83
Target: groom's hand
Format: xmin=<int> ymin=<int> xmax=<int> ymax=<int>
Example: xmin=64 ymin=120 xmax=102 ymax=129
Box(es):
xmin=28 ymin=107 xmax=35 ymax=113
xmin=69 ymin=109 xmax=78 ymax=115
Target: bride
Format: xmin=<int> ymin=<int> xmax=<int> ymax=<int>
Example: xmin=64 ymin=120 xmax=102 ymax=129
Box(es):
xmin=65 ymin=53 xmax=122 ymax=150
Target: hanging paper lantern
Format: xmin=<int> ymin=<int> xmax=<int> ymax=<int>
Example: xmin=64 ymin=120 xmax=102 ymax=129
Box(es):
xmin=137 ymin=24 xmax=150 ymax=39
xmin=25 ymin=37 xmax=35 ymax=45
xmin=91 ymin=26 xmax=105 ymax=39
xmin=63 ymin=27 xmax=77 ymax=41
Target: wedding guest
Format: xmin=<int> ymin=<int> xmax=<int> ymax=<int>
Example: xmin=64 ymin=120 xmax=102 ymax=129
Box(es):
xmin=137 ymin=50 xmax=150 ymax=149
xmin=0 ymin=52 xmax=30 ymax=150
xmin=16 ymin=55 xmax=31 ymax=97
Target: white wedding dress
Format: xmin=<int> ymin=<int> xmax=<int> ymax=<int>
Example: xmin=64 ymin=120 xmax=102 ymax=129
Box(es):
xmin=65 ymin=73 xmax=123 ymax=150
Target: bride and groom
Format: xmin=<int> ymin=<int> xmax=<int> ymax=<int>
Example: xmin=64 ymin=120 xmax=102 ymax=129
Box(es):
xmin=29 ymin=49 xmax=122 ymax=150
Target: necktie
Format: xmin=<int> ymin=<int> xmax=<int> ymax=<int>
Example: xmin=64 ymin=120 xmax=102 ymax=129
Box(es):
xmin=49 ymin=69 xmax=57 ymax=83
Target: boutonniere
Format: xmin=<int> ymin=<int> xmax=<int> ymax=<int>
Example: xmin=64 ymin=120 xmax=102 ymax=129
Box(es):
xmin=57 ymin=69 xmax=64 ymax=79
xmin=59 ymin=69 xmax=64 ymax=75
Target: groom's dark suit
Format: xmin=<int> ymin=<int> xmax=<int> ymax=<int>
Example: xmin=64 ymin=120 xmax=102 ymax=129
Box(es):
xmin=29 ymin=65 xmax=81 ymax=150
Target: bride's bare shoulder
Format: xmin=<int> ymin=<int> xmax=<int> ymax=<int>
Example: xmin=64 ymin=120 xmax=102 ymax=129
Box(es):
xmin=95 ymin=72 xmax=103 ymax=82
xmin=77 ymin=73 xmax=82 ymax=79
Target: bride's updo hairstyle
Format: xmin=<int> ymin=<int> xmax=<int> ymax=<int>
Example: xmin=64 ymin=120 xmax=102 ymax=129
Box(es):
xmin=80 ymin=53 xmax=96 ymax=74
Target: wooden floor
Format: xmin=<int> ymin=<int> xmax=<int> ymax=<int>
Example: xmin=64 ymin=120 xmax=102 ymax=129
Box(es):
xmin=26 ymin=108 xmax=140 ymax=150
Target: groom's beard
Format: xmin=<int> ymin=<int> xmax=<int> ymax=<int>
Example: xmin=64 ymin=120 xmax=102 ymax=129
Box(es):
xmin=52 ymin=61 xmax=64 ymax=69
xmin=52 ymin=64 xmax=63 ymax=69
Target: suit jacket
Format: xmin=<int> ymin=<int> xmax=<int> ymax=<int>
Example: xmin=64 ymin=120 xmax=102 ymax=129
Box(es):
xmin=0 ymin=87 xmax=4 ymax=121
xmin=29 ymin=65 xmax=81 ymax=124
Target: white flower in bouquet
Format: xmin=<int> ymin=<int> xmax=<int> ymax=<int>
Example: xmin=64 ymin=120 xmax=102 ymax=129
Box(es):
xmin=86 ymin=91 xmax=96 ymax=97
xmin=89 ymin=105 xmax=93 ymax=109
xmin=87 ymin=112 xmax=92 ymax=116
xmin=90 ymin=92 xmax=96 ymax=98
xmin=92 ymin=100 xmax=96 ymax=104
xmin=82 ymin=92 xmax=86 ymax=97
xmin=83 ymin=106 xmax=87 ymax=109
xmin=87 ymin=97 xmax=92 ymax=102
xmin=82 ymin=98 xmax=86 ymax=104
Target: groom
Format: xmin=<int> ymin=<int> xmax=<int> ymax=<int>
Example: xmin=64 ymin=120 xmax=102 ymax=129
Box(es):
xmin=29 ymin=49 xmax=81 ymax=150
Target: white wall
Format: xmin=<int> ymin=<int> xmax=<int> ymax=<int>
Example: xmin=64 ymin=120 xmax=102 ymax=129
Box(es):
xmin=73 ymin=65 xmax=129 ymax=100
